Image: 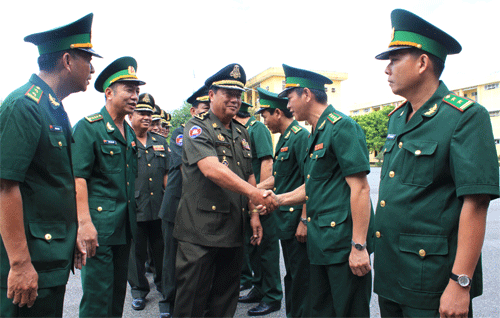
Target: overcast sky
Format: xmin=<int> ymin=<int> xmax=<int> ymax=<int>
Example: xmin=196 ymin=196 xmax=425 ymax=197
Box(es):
xmin=1 ymin=0 xmax=499 ymax=125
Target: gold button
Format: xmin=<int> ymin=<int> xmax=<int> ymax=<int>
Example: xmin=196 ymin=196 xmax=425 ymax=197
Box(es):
xmin=127 ymin=147 xmax=129 ymax=150
xmin=307 ymin=174 xmax=310 ymax=179
xmin=389 ymin=171 xmax=395 ymax=178
xmin=149 ymin=178 xmax=153 ymax=182
xmin=419 ymin=249 xmax=426 ymax=257
xmin=307 ymin=217 xmax=311 ymax=222
xmin=330 ymin=221 xmax=336 ymax=227
xmin=242 ymin=208 xmax=245 ymax=212
xmin=223 ymin=150 xmax=226 ymax=154
xmin=273 ymin=187 xmax=276 ymax=191
xmin=384 ymin=148 xmax=387 ymax=153
xmin=58 ymin=141 xmax=63 ymax=147
xmin=305 ymin=196 xmax=309 ymax=201
xmin=415 ymin=150 xmax=421 ymax=156
xmin=398 ymin=142 xmax=403 ymax=148
xmin=44 ymin=234 xmax=52 ymax=241
xmin=148 ymin=163 xmax=151 ymax=167
xmin=275 ymin=156 xmax=278 ymax=160
xmin=281 ymin=157 xmax=284 ymax=161
xmin=97 ymin=206 xmax=103 ymax=212
xmin=127 ymin=182 xmax=129 ymax=186
xmin=274 ymin=171 xmax=276 ymax=176
xmin=127 ymin=164 xmax=129 ymax=168
xmin=315 ymin=155 xmax=318 ymax=159
xmin=212 ymin=206 xmax=216 ymax=210
xmin=151 ymin=192 xmax=154 ymax=196
xmin=310 ymin=153 xmax=313 ymax=158
xmin=110 ymin=151 xmax=114 ymax=156
xmin=380 ymin=200 xmax=386 ymax=207
xmin=146 ymin=150 xmax=149 ymax=153
xmin=289 ymin=207 xmax=294 ymax=212
xmin=237 ymin=162 xmax=240 ymax=165
xmin=375 ymin=231 xmax=381 ymax=238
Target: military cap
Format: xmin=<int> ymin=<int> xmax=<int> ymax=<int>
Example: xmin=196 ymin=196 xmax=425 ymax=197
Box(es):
xmin=152 ymin=105 xmax=162 ymax=121
xmin=375 ymin=9 xmax=461 ymax=62
xmin=239 ymin=101 xmax=253 ymax=113
xmin=205 ymin=63 xmax=246 ymax=91
xmin=161 ymin=110 xmax=172 ymax=125
xmin=255 ymin=87 xmax=288 ymax=114
xmin=94 ymin=56 xmax=146 ymax=93
xmin=24 ymin=13 xmax=101 ymax=58
xmin=278 ymin=64 xmax=332 ymax=98
xmin=187 ymin=86 xmax=210 ymax=106
xmin=135 ymin=93 xmax=155 ymax=112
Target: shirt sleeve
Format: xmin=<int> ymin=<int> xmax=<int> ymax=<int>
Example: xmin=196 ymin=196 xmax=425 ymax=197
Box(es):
xmin=0 ymin=98 xmax=42 ymax=182
xmin=293 ymin=130 xmax=309 ymax=178
xmin=169 ymin=127 xmax=183 ymax=169
xmin=450 ymin=105 xmax=500 ymax=199
xmin=332 ymin=119 xmax=371 ymax=178
xmin=71 ymin=120 xmax=96 ymax=179
xmin=183 ymin=119 xmax=216 ymax=166
xmin=251 ymin=123 xmax=274 ymax=159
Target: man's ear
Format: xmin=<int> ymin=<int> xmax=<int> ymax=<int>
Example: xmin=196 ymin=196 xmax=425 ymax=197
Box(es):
xmin=303 ymin=87 xmax=312 ymax=103
xmin=418 ymin=54 xmax=431 ymax=75
xmin=61 ymin=52 xmax=72 ymax=72
xmin=104 ymin=86 xmax=114 ymax=100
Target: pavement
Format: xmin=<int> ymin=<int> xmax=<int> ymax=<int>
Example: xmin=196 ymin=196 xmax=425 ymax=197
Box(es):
xmin=62 ymin=167 xmax=500 ymax=317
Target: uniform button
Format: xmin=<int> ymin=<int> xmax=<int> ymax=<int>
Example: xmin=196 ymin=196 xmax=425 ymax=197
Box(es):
xmin=97 ymin=206 xmax=103 ymax=212
xmin=315 ymin=155 xmax=318 ymax=159
xmin=307 ymin=174 xmax=310 ymax=179
xmin=150 ymin=192 xmax=154 ymax=196
xmin=110 ymin=151 xmax=114 ymax=156
xmin=289 ymin=207 xmax=294 ymax=212
xmin=380 ymin=200 xmax=386 ymax=207
xmin=242 ymin=208 xmax=245 ymax=212
xmin=128 ymin=200 xmax=131 ymax=203
xmin=415 ymin=150 xmax=422 ymax=156
xmin=274 ymin=171 xmax=276 ymax=176
xmin=149 ymin=178 xmax=153 ymax=182
xmin=223 ymin=150 xmax=226 ymax=154
xmin=145 ymin=150 xmax=149 ymax=153
xmin=305 ymin=196 xmax=309 ymax=201
xmin=375 ymin=231 xmax=381 ymax=238
xmin=44 ymin=233 xmax=52 ymax=241
xmin=212 ymin=206 xmax=216 ymax=210
xmin=389 ymin=171 xmax=395 ymax=178
xmin=281 ymin=157 xmax=284 ymax=161
xmin=237 ymin=162 xmax=240 ymax=165
xmin=310 ymin=153 xmax=313 ymax=158
xmin=398 ymin=142 xmax=403 ymax=148
xmin=384 ymin=148 xmax=387 ymax=153
xmin=127 ymin=164 xmax=129 ymax=168
xmin=127 ymin=147 xmax=129 ymax=150
xmin=419 ymin=249 xmax=426 ymax=257
xmin=148 ymin=163 xmax=151 ymax=167
xmin=127 ymin=182 xmax=129 ymax=186
xmin=330 ymin=221 xmax=336 ymax=227
xmin=275 ymin=156 xmax=278 ymax=160
xmin=58 ymin=141 xmax=63 ymax=147
xmin=273 ymin=187 xmax=276 ymax=191
xmin=307 ymin=217 xmax=311 ymax=222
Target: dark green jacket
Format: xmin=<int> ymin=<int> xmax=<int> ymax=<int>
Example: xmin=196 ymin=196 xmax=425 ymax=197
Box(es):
xmin=245 ymin=116 xmax=273 ymax=183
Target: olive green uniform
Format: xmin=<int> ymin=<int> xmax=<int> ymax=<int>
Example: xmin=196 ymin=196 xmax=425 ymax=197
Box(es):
xmin=173 ymin=110 xmax=253 ymax=317
xmin=273 ymin=120 xmax=310 ymax=317
xmin=0 ymin=74 xmax=77 ymax=317
xmin=304 ymin=105 xmax=374 ymax=317
xmin=128 ymin=132 xmax=169 ymax=299
xmin=72 ymin=106 xmax=138 ymax=317
xmin=374 ymin=82 xmax=500 ymax=315
xmin=240 ymin=116 xmax=283 ymax=308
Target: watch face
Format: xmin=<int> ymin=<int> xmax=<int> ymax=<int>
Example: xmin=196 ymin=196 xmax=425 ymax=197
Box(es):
xmin=355 ymin=244 xmax=363 ymax=251
xmin=458 ymin=275 xmax=470 ymax=287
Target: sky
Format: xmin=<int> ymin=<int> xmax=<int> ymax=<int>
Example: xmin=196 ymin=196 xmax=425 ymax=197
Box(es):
xmin=1 ymin=0 xmax=499 ymax=125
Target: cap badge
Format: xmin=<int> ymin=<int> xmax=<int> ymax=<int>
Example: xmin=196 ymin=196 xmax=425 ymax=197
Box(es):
xmin=230 ymin=65 xmax=241 ymax=79
xmin=128 ymin=66 xmax=136 ymax=75
xmin=142 ymin=94 xmax=150 ymax=103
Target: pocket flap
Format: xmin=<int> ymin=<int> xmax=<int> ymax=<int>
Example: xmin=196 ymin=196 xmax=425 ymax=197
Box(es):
xmin=49 ymin=133 xmax=67 ymax=147
xmin=100 ymin=144 xmax=122 ymax=156
xmin=312 ymin=147 xmax=326 ymax=160
xmin=88 ymin=197 xmax=116 ymax=212
xmin=399 ymin=233 xmax=448 ymax=256
xmin=198 ymin=199 xmax=230 ymax=213
xmin=277 ymin=151 xmax=290 ymax=161
xmin=318 ymin=209 xmax=349 ymax=228
xmin=402 ymin=140 xmax=437 ymax=156
xmin=382 ymin=139 xmax=395 ymax=154
xmin=216 ymin=146 xmax=233 ymax=157
xmin=29 ymin=222 xmax=67 ymax=240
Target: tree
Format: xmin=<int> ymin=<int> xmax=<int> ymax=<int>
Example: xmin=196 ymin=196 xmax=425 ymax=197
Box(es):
xmin=352 ymin=106 xmax=394 ymax=158
xmin=164 ymin=101 xmax=192 ymax=143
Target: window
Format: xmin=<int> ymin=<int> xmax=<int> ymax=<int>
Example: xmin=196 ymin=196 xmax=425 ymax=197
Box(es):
xmin=353 ymin=110 xmax=359 ymax=115
xmin=331 ymin=88 xmax=336 ymax=93
xmin=489 ymin=110 xmax=500 ymax=117
xmin=471 ymin=92 xmax=478 ymax=101
xmin=485 ymin=83 xmax=499 ymax=90
xmin=364 ymin=109 xmax=370 ymax=113
xmin=265 ymin=86 xmax=269 ymax=91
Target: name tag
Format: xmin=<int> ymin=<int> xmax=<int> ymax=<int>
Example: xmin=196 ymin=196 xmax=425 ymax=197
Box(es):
xmin=387 ymin=134 xmax=396 ymax=140
xmin=49 ymin=125 xmax=62 ymax=132
xmin=103 ymin=139 xmax=117 ymax=144
xmin=314 ymin=143 xmax=324 ymax=151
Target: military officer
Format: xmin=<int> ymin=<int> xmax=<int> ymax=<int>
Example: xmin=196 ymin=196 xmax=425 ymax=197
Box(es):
xmin=373 ymin=9 xmax=499 ymax=317
xmin=150 ymin=105 xmax=162 ymax=134
xmin=160 ymin=110 xmax=172 ymax=137
xmin=72 ymin=56 xmax=145 ymax=317
xmin=236 ymin=102 xmax=283 ymax=316
xmin=172 ymin=63 xmax=277 ymax=317
xmin=273 ymin=64 xmax=374 ymax=317
xmin=255 ymin=87 xmax=310 ymax=317
xmin=0 ymin=14 xmax=100 ymax=317
xmin=158 ymin=85 xmax=210 ymax=318
xmin=127 ymin=93 xmax=169 ymax=311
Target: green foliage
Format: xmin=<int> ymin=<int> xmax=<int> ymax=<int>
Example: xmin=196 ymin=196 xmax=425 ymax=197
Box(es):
xmin=165 ymin=101 xmax=192 ymax=143
xmin=352 ymin=106 xmax=395 ymax=156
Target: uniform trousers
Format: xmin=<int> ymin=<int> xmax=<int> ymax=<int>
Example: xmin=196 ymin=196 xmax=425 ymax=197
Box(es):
xmin=159 ymin=219 xmax=177 ymax=314
xmin=173 ymin=241 xmax=243 ymax=318
xmin=79 ymin=243 xmax=131 ymax=318
xmin=309 ymin=260 xmax=371 ymax=317
xmin=128 ymin=219 xmax=163 ymax=298
xmin=378 ymin=295 xmax=473 ymax=318
xmin=281 ymin=237 xmax=310 ymax=317
xmin=240 ymin=213 xmax=283 ymax=306
xmin=0 ymin=285 xmax=65 ymax=317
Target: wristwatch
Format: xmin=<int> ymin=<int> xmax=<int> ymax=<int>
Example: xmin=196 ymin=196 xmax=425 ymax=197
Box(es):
xmin=351 ymin=240 xmax=367 ymax=251
xmin=450 ymin=273 xmax=471 ymax=288
xmin=300 ymin=217 xmax=307 ymax=226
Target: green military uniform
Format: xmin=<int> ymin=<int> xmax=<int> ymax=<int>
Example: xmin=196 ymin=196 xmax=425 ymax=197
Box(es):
xmin=0 ymin=13 xmax=100 ymax=317
xmin=373 ymin=9 xmax=500 ymax=316
xmin=240 ymin=110 xmax=283 ymax=309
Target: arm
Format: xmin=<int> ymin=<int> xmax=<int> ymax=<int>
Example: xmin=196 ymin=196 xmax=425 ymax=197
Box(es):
xmin=295 ymin=204 xmax=307 ymax=243
xmin=259 ymin=156 xmax=273 ymax=182
xmin=74 ymin=177 xmax=98 ymax=269
xmin=0 ymin=179 xmax=38 ymax=308
xmin=247 ymin=174 xmax=263 ymax=246
xmin=163 ymin=174 xmax=168 ymax=189
xmin=257 ymin=176 xmax=275 ymax=190
xmin=275 ymin=183 xmax=306 ymax=207
xmin=345 ymin=172 xmax=371 ymax=277
xmin=439 ymin=194 xmax=489 ymax=317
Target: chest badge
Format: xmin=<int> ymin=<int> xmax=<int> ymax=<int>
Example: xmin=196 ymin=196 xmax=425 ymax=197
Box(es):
xmin=241 ymin=139 xmax=251 ymax=151
xmin=131 ymin=141 xmax=136 ymax=147
xmin=176 ymin=134 xmax=183 ymax=146
xmin=221 ymin=156 xmax=229 ymax=166
xmin=280 ymin=147 xmax=288 ymax=152
xmin=314 ymin=143 xmax=324 ymax=151
xmin=189 ymin=125 xmax=202 ymax=138
xmin=48 ymin=94 xmax=60 ymax=107
xmin=153 ymin=145 xmax=165 ymax=151
xmin=217 ymin=134 xmax=225 ymax=141
xmin=103 ymin=139 xmax=117 ymax=145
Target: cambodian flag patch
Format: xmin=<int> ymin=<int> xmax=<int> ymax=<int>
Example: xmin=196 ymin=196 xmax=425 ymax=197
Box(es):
xmin=176 ymin=134 xmax=184 ymax=146
xmin=189 ymin=126 xmax=202 ymax=139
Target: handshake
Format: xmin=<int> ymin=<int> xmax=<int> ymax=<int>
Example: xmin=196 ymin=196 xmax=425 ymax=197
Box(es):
xmin=248 ymin=189 xmax=280 ymax=215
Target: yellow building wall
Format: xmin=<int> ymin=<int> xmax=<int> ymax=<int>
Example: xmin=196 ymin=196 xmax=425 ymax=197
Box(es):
xmin=477 ymin=83 xmax=500 ymax=112
xmin=491 ymin=116 xmax=500 ymax=158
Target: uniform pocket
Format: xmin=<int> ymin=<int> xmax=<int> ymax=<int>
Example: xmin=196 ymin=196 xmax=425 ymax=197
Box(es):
xmin=380 ymin=139 xmax=395 ymax=179
xmin=275 ymin=151 xmax=293 ymax=176
xmin=400 ymin=141 xmax=437 ymax=187
xmin=310 ymin=148 xmax=333 ymax=180
xmin=196 ymin=197 xmax=231 ymax=235
xmin=88 ymin=197 xmax=117 ymax=235
xmin=47 ymin=132 xmax=70 ymax=174
xmin=100 ymin=144 xmax=122 ymax=174
xmin=398 ymin=233 xmax=449 ymax=293
xmin=28 ymin=221 xmax=70 ymax=271
xmin=317 ymin=209 xmax=351 ymax=252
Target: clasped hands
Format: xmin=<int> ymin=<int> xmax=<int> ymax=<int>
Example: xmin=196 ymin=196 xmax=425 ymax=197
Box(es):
xmin=249 ymin=189 xmax=279 ymax=215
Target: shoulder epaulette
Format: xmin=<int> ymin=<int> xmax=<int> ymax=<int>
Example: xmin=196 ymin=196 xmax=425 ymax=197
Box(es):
xmin=443 ymin=93 xmax=475 ymax=112
xmin=85 ymin=113 xmax=103 ymax=123
xmin=24 ymin=85 xmax=43 ymax=104
xmin=181 ymin=123 xmax=185 ymax=127
xmin=327 ymin=112 xmax=342 ymax=125
xmin=249 ymin=120 xmax=256 ymax=126
xmin=388 ymin=101 xmax=407 ymax=117
xmin=194 ymin=111 xmax=209 ymax=120
xmin=151 ymin=131 xmax=166 ymax=139
xmin=291 ymin=125 xmax=302 ymax=134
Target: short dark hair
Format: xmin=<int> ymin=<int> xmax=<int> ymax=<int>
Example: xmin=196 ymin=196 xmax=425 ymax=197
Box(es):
xmin=192 ymin=101 xmax=209 ymax=109
xmin=408 ymin=48 xmax=445 ymax=79
xmin=237 ymin=111 xmax=251 ymax=118
xmin=266 ymin=108 xmax=293 ymax=119
xmin=37 ymin=49 xmax=87 ymax=72
xmin=294 ymin=87 xmax=328 ymax=104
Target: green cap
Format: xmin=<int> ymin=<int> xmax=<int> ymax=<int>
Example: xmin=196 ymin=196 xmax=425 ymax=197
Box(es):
xmin=94 ymin=56 xmax=146 ymax=93
xmin=255 ymin=87 xmax=288 ymax=114
xmin=278 ymin=64 xmax=332 ymax=98
xmin=24 ymin=13 xmax=101 ymax=58
xmin=135 ymin=93 xmax=155 ymax=112
xmin=375 ymin=9 xmax=461 ymax=62
xmin=239 ymin=101 xmax=252 ymax=113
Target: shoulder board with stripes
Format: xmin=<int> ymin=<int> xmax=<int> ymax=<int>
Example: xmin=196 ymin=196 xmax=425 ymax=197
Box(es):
xmin=327 ymin=112 xmax=342 ymax=125
xmin=291 ymin=125 xmax=302 ymax=134
xmin=85 ymin=113 xmax=103 ymax=123
xmin=194 ymin=111 xmax=209 ymax=120
xmin=443 ymin=94 xmax=475 ymax=112
xmin=24 ymin=85 xmax=43 ymax=104
xmin=249 ymin=120 xmax=256 ymax=126
xmin=388 ymin=101 xmax=407 ymax=117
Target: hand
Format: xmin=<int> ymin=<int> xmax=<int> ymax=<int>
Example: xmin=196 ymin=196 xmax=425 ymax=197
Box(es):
xmin=261 ymin=189 xmax=279 ymax=214
xmin=249 ymin=189 xmax=278 ymax=215
xmin=295 ymin=222 xmax=307 ymax=243
xmin=75 ymin=220 xmax=98 ymax=269
xmin=348 ymin=247 xmax=371 ymax=276
xmin=249 ymin=214 xmax=263 ymax=245
xmin=7 ymin=261 xmax=38 ymax=308
xmin=439 ymin=280 xmax=470 ymax=318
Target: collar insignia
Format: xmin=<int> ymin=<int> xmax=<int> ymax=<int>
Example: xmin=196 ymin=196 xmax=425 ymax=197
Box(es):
xmin=106 ymin=122 xmax=114 ymax=131
xmin=424 ymin=104 xmax=438 ymax=116
xmin=49 ymin=94 xmax=60 ymax=106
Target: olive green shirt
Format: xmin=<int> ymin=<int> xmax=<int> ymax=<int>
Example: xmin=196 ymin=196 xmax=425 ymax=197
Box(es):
xmin=273 ymin=120 xmax=309 ymax=240
xmin=72 ymin=106 xmax=138 ymax=245
xmin=173 ymin=111 xmax=253 ymax=247
xmin=0 ymin=74 xmax=77 ymax=288
xmin=374 ymin=81 xmax=500 ymax=309
xmin=245 ymin=116 xmax=273 ymax=183
xmin=304 ymin=105 xmax=374 ymax=265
